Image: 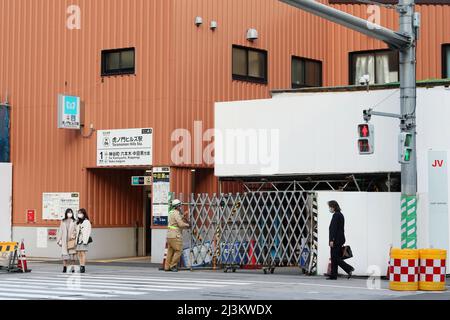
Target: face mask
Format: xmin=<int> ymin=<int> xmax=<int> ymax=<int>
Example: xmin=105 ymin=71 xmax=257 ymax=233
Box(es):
xmin=329 ymin=208 xmax=334 ymax=213
xmin=67 ymin=213 xmax=73 ymax=219
xmin=78 ymin=213 xmax=84 ymax=219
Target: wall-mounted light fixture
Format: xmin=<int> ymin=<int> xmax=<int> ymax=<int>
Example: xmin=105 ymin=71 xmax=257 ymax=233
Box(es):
xmin=195 ymin=16 xmax=203 ymax=27
xmin=246 ymin=28 xmax=258 ymax=41
xmin=210 ymin=21 xmax=218 ymax=30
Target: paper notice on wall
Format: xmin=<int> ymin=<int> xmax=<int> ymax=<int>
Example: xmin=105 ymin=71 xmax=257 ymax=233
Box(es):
xmin=42 ymin=193 xmax=80 ymax=220
xmin=37 ymin=228 xmax=48 ymax=248
xmin=152 ymin=167 xmax=171 ymax=226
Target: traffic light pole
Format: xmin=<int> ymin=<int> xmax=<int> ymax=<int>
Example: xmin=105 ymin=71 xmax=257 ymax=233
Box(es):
xmin=281 ymin=0 xmax=418 ymax=248
xmin=399 ymin=0 xmax=418 ymax=249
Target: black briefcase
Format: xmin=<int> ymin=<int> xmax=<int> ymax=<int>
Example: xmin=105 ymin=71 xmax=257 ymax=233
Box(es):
xmin=342 ymin=245 xmax=353 ymax=260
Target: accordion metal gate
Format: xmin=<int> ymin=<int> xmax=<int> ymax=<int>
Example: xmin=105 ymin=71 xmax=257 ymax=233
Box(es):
xmin=188 ymin=191 xmax=318 ymax=275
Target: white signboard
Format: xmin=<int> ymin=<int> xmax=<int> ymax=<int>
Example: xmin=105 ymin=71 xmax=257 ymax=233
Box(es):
xmin=428 ymin=150 xmax=449 ymax=250
xmin=36 ymin=228 xmax=48 ymax=248
xmin=58 ymin=94 xmax=81 ymax=129
xmin=97 ymin=128 xmax=153 ymax=166
xmin=42 ymin=193 xmax=80 ymax=220
xmin=0 ymin=163 xmax=12 ymax=241
xmin=152 ymin=167 xmax=171 ymax=226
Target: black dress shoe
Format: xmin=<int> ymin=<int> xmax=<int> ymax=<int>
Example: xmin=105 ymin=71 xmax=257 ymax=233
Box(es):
xmin=326 ymin=276 xmax=337 ymax=280
xmin=62 ymin=266 xmax=67 ymax=273
xmin=347 ymin=267 xmax=355 ymax=279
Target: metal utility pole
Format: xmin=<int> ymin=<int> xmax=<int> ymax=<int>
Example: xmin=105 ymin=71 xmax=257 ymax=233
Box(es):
xmin=280 ymin=0 xmax=418 ymax=249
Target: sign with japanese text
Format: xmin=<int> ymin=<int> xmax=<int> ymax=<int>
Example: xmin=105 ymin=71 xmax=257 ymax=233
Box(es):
xmin=97 ymin=128 xmax=153 ymax=167
xmin=152 ymin=167 xmax=171 ymax=226
xmin=57 ymin=94 xmax=81 ymax=129
xmin=27 ymin=209 xmax=36 ymax=223
xmin=42 ymin=193 xmax=80 ymax=220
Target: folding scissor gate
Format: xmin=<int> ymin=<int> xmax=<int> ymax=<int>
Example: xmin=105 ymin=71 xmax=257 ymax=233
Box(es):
xmin=188 ymin=191 xmax=318 ymax=275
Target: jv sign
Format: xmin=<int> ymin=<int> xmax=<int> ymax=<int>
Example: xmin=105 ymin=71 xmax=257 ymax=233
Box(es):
xmin=432 ymin=160 xmax=444 ymax=168
xmin=58 ymin=94 xmax=81 ymax=129
xmin=428 ymin=150 xmax=449 ymax=251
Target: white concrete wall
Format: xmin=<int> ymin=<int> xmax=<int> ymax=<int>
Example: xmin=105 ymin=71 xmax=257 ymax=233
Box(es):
xmin=317 ymin=192 xmax=402 ymax=276
xmin=215 ymin=86 xmax=450 ymax=178
xmin=215 ymin=89 xmax=402 ymax=176
xmin=12 ymin=227 xmax=141 ymax=260
xmin=0 ymin=163 xmax=12 ymax=241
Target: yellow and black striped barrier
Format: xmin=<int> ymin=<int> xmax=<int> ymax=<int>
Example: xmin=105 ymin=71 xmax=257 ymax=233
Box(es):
xmin=0 ymin=241 xmax=21 ymax=273
xmin=0 ymin=242 xmax=18 ymax=253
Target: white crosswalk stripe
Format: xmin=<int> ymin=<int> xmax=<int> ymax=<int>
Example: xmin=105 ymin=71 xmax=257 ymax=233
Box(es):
xmin=0 ymin=273 xmax=250 ymax=300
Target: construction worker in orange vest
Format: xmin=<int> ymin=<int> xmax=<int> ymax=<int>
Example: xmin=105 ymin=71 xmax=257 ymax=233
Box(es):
xmin=165 ymin=199 xmax=190 ymax=272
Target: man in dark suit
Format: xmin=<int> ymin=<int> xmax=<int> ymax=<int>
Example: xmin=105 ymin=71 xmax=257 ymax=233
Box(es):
xmin=327 ymin=200 xmax=354 ymax=280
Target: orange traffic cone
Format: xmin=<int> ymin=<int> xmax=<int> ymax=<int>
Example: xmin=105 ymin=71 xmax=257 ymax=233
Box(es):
xmin=386 ymin=246 xmax=392 ymax=279
xmin=243 ymin=240 xmax=258 ymax=270
xmin=17 ymin=240 xmax=31 ymax=273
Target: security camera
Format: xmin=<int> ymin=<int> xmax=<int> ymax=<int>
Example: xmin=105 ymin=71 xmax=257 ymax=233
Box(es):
xmin=195 ymin=16 xmax=203 ymax=27
xmin=246 ymin=29 xmax=259 ymax=41
xmin=359 ymin=74 xmax=370 ymax=86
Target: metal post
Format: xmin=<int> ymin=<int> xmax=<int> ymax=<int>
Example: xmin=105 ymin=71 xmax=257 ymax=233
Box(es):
xmin=399 ymin=0 xmax=418 ymax=249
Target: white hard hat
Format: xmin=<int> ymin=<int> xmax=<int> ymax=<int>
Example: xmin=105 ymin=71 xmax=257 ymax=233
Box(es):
xmin=172 ymin=199 xmax=182 ymax=207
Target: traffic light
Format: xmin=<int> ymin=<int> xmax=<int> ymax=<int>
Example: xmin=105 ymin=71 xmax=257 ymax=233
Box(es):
xmin=399 ymin=132 xmax=413 ymax=163
xmin=357 ymin=123 xmax=374 ymax=155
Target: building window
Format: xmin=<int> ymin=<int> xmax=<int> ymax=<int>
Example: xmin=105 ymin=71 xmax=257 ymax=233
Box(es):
xmin=443 ymin=44 xmax=450 ymax=79
xmin=101 ymin=48 xmax=135 ymax=76
xmin=232 ymin=45 xmax=267 ymax=83
xmin=350 ymin=50 xmax=399 ymax=85
xmin=292 ymin=56 xmax=322 ymax=88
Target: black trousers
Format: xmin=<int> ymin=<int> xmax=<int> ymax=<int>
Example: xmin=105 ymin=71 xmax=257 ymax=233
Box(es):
xmin=330 ymin=245 xmax=353 ymax=278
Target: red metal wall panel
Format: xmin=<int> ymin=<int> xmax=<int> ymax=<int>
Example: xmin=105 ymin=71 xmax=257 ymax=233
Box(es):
xmin=1 ymin=0 xmax=449 ymax=228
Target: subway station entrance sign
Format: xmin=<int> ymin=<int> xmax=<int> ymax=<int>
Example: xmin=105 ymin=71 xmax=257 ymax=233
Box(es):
xmin=97 ymin=128 xmax=153 ymax=166
xmin=57 ymin=94 xmax=81 ymax=129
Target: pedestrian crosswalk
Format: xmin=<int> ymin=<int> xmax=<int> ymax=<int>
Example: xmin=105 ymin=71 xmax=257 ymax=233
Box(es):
xmin=0 ymin=272 xmax=252 ymax=300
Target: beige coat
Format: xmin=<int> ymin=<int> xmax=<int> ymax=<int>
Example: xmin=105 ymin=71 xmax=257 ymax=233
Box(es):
xmin=167 ymin=209 xmax=190 ymax=239
xmin=56 ymin=219 xmax=77 ymax=256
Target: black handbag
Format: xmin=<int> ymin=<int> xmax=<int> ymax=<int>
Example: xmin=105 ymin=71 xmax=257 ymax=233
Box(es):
xmin=77 ymin=226 xmax=93 ymax=245
xmin=342 ymin=245 xmax=353 ymax=260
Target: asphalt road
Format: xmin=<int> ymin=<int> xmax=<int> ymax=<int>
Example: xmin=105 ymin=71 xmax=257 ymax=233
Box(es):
xmin=0 ymin=262 xmax=448 ymax=300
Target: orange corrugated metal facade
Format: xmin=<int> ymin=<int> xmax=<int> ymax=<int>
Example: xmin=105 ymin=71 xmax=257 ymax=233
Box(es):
xmin=0 ymin=0 xmax=449 ymax=230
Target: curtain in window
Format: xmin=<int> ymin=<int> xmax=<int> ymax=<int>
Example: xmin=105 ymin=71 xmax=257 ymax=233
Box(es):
xmin=354 ymin=55 xmax=375 ymax=84
xmin=376 ymin=53 xmax=391 ymax=84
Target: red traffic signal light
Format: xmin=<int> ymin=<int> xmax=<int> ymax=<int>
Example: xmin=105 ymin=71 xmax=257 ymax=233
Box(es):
xmin=358 ymin=124 xmax=370 ymax=138
xmin=357 ymin=123 xmax=374 ymax=155
xmin=358 ymin=140 xmax=370 ymax=153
